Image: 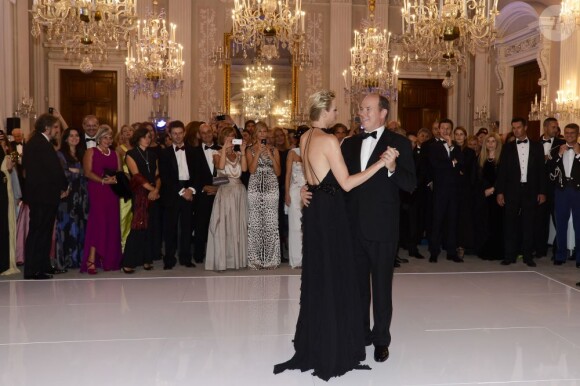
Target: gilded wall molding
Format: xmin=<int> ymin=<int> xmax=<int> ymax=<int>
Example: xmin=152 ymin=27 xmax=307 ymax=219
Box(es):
xmin=302 ymin=12 xmax=324 ymax=108
xmin=504 ymin=35 xmax=539 ymax=58
xmin=197 ymin=8 xmax=219 ymax=121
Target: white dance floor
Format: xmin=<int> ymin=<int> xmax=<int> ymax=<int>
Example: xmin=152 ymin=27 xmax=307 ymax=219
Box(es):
xmin=1 ymin=272 xmax=580 ymax=385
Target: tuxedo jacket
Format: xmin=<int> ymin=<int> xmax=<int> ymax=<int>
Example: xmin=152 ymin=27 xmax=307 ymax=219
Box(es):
xmin=192 ymin=144 xmax=221 ymax=194
xmin=495 ymin=140 xmax=547 ymax=198
xmin=341 ymin=130 xmax=416 ymax=242
xmin=428 ymin=140 xmax=465 ymax=192
xmin=159 ymin=143 xmax=196 ymax=207
xmin=22 ymin=132 xmax=67 ymax=205
xmin=548 ymin=146 xmax=580 ymax=190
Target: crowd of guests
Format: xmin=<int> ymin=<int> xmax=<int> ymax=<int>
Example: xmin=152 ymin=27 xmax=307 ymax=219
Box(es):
xmin=1 ymin=108 xmax=579 ymax=279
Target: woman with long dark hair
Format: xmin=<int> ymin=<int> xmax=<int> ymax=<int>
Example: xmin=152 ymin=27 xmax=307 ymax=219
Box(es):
xmin=56 ymin=128 xmax=88 ymax=269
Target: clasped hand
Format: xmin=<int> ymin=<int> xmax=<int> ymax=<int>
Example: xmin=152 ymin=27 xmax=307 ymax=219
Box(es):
xmin=102 ymin=176 xmax=117 ymax=185
xmin=380 ymin=146 xmax=399 ymax=171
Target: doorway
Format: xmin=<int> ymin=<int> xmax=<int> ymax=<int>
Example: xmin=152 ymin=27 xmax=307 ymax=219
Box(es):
xmin=397 ymin=78 xmax=448 ymax=133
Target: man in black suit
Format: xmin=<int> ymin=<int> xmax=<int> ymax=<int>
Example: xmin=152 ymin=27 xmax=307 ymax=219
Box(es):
xmin=22 ymin=114 xmax=68 ymax=280
xmin=341 ymin=94 xmax=416 ymax=362
xmin=496 ymin=117 xmax=546 ymax=267
xmin=548 ymin=123 xmax=580 ymax=267
xmin=192 ymin=122 xmax=220 ymax=264
xmin=428 ymin=118 xmax=464 ymax=263
xmin=535 ymin=117 xmax=565 ymax=258
xmin=159 ymin=120 xmax=196 ymax=270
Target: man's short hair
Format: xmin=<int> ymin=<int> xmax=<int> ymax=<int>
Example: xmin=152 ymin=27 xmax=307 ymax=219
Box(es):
xmin=511 ymin=117 xmax=527 ymax=126
xmin=439 ymin=118 xmax=454 ymax=129
xmin=564 ymin=123 xmax=580 ymax=132
xmin=378 ymin=95 xmax=390 ymax=114
xmin=543 ymin=117 xmax=558 ymax=127
xmin=168 ymin=120 xmax=185 ymax=132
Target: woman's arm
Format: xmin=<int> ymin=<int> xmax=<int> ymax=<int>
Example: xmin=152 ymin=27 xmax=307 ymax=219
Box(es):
xmin=83 ymin=149 xmax=110 ymax=184
xmin=126 ymin=154 xmax=156 ymax=192
xmin=247 ymin=146 xmax=261 ymax=174
xmin=284 ymin=151 xmax=295 ymax=205
xmin=272 ymin=147 xmax=281 ymax=177
xmin=325 ymin=136 xmax=386 ymax=192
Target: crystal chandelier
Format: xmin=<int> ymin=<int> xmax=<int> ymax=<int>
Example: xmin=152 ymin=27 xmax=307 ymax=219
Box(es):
xmin=125 ymin=0 xmax=185 ymax=98
xmin=273 ymin=100 xmax=292 ymax=127
xmin=560 ymin=0 xmax=580 ymax=28
xmin=529 ymin=93 xmax=553 ymax=122
xmin=231 ymin=0 xmax=306 ymax=61
xmin=242 ymin=64 xmax=276 ymax=120
xmin=400 ymin=0 xmax=499 ymax=73
xmin=474 ymin=104 xmax=490 ymax=126
xmin=529 ymin=81 xmax=580 ymax=122
xmin=31 ymin=0 xmax=137 ymax=73
xmin=14 ymin=96 xmax=36 ymax=119
xmin=343 ymin=0 xmax=400 ymax=102
xmin=209 ymin=45 xmax=231 ymax=69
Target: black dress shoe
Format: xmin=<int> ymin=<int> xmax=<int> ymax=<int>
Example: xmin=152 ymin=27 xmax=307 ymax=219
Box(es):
xmin=122 ymin=267 xmax=136 ymax=274
xmin=410 ymin=252 xmax=425 ymax=259
xmin=374 ymin=345 xmax=389 ymax=362
xmin=576 ymin=263 xmax=580 ymax=268
xmin=554 ymin=260 xmax=564 ymax=266
xmin=525 ymin=260 xmax=537 ymax=267
xmin=500 ymin=260 xmax=512 ymax=266
xmin=429 ymin=255 xmax=438 ymax=263
xmin=24 ymin=272 xmax=53 ymax=280
xmin=452 ymin=257 xmax=464 ymax=263
xmin=181 ymin=262 xmax=196 ymax=268
xmin=394 ymin=260 xmax=401 ymax=268
xmin=576 ymin=282 xmax=580 ymax=286
xmin=163 ymin=264 xmax=174 ymax=270
xmin=49 ymin=267 xmax=68 ymax=274
xmin=397 ymin=256 xmax=409 ymax=263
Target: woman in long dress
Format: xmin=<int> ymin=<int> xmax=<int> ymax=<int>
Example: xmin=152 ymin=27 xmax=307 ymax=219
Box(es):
xmin=284 ymin=126 xmax=309 ymax=268
xmin=246 ymin=122 xmax=282 ymax=269
xmin=81 ymin=126 xmax=122 ymax=274
xmin=116 ymin=124 xmax=134 ymax=251
xmin=274 ymin=90 xmax=390 ymax=381
xmin=56 ymin=128 xmax=88 ymax=269
xmin=0 ymin=132 xmax=19 ymax=275
xmin=205 ymin=127 xmax=249 ymax=271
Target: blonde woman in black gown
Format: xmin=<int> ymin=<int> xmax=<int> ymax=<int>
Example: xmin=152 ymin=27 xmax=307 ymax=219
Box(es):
xmin=274 ymin=90 xmax=393 ymax=381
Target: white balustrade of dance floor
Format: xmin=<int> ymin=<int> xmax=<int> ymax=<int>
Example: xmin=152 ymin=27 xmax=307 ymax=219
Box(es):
xmin=1 ymin=272 xmax=580 ymax=385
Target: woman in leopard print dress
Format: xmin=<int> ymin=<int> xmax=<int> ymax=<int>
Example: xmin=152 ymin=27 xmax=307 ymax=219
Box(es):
xmin=246 ymin=122 xmax=282 ymax=269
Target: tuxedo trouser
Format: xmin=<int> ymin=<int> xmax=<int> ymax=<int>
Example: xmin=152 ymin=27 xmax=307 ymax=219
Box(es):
xmin=503 ymin=185 xmax=537 ymax=262
xmin=429 ymin=189 xmax=459 ymax=257
xmin=25 ymin=202 xmax=58 ymax=276
xmin=164 ymin=198 xmax=194 ymax=266
xmin=353 ymin=236 xmax=396 ymax=347
xmin=534 ymin=185 xmax=556 ymax=255
xmin=554 ymin=187 xmax=580 ymax=263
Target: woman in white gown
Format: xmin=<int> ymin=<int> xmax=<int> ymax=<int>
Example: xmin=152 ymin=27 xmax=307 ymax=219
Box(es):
xmin=205 ymin=127 xmax=249 ymax=271
xmin=284 ymin=126 xmax=309 ymax=268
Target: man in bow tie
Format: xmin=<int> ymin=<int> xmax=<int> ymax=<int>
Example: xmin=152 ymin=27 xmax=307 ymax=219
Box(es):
xmin=341 ymin=94 xmax=416 ymax=363
xmin=548 ymin=123 xmax=580 ymax=267
xmin=82 ymin=115 xmax=99 ymax=149
xmin=159 ymin=120 xmax=197 ymax=269
xmin=496 ymin=117 xmax=547 ymax=267
xmin=536 ymin=117 xmax=565 ymax=259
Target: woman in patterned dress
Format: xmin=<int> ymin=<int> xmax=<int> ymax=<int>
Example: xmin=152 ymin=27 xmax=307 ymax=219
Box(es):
xmin=246 ymin=122 xmax=281 ymax=269
xmin=116 ymin=124 xmax=134 ymax=251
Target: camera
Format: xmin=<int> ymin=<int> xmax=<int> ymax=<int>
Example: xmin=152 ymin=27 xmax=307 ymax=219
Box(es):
xmin=48 ymin=107 xmax=54 ymax=114
xmin=216 ymin=114 xmax=226 ymax=121
xmin=232 ymin=138 xmax=242 ymax=145
xmin=260 ymin=139 xmax=267 ymax=145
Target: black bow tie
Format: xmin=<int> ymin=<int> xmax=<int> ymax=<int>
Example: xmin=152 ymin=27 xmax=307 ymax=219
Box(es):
xmin=204 ymin=145 xmax=213 ymax=151
xmin=567 ymin=145 xmax=575 ymax=149
xmin=175 ymin=146 xmax=184 ymax=152
xmin=86 ymin=138 xmax=96 ymax=142
xmin=541 ymin=138 xmax=551 ymax=144
xmin=516 ymin=139 xmax=528 ymax=144
xmin=360 ymin=131 xmax=377 ymax=140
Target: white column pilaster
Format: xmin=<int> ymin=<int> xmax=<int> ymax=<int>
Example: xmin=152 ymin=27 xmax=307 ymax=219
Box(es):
xmin=330 ymin=0 xmax=352 ymax=125
xmin=168 ymin=0 xmax=192 ymax=123
xmin=558 ymin=30 xmax=580 ymax=128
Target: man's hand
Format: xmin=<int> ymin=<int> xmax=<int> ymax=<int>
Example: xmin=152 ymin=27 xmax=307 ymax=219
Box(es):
xmin=381 ymin=146 xmax=399 ymax=171
xmin=559 ymin=144 xmax=568 ymax=157
xmin=484 ymin=187 xmax=494 ymax=197
xmin=203 ymin=185 xmax=218 ymax=196
xmin=60 ymin=190 xmax=69 ymax=199
xmin=300 ymin=185 xmax=312 ymax=207
xmin=182 ymin=189 xmax=194 ymax=201
xmin=574 ymin=143 xmax=580 ymax=155
xmin=496 ymin=193 xmax=505 ymax=207
xmin=538 ymin=194 xmax=546 ymax=205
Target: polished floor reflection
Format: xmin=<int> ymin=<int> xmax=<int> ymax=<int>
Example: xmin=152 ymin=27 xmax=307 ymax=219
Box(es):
xmin=1 ymin=272 xmax=580 ymax=385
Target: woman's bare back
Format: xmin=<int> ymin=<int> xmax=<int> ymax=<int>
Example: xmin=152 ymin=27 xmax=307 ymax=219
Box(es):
xmin=300 ymin=128 xmax=336 ymax=186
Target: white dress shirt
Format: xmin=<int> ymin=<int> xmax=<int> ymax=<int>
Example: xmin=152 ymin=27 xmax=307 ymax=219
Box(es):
xmin=85 ymin=136 xmax=97 ymax=149
xmin=360 ymin=126 xmax=385 ymax=171
xmin=516 ymin=138 xmax=530 ymax=183
xmin=563 ymin=146 xmax=577 ymax=177
xmin=541 ymin=136 xmax=553 ymax=156
xmin=173 ymin=144 xmax=190 ymax=180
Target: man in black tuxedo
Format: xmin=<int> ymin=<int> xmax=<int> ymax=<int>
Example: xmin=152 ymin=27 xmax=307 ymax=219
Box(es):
xmin=159 ymin=120 xmax=196 ymax=270
xmin=82 ymin=115 xmax=99 ymax=149
xmin=496 ymin=117 xmax=546 ymax=267
xmin=192 ymin=123 xmax=220 ymax=264
xmin=341 ymin=94 xmax=416 ymax=362
xmin=428 ymin=119 xmax=464 ymax=263
xmin=536 ymin=117 xmax=565 ymax=258
xmin=548 ymin=123 xmax=580 ymax=267
xmin=22 ymin=114 xmax=68 ymax=280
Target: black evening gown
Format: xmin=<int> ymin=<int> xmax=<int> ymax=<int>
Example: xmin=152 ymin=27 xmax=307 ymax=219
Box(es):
xmin=274 ymin=170 xmax=368 ymax=381
xmin=0 ymin=149 xmax=8 ymax=273
xmin=475 ymin=160 xmax=504 ymax=260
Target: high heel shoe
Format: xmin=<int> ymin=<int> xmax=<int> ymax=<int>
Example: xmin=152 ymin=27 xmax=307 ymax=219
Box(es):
xmin=87 ymin=261 xmax=97 ymax=275
xmin=122 ymin=267 xmax=136 ymax=274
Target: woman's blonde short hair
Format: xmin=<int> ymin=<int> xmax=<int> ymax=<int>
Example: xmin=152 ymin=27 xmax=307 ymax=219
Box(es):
xmin=307 ymin=90 xmax=336 ymax=122
xmin=95 ymin=125 xmax=113 ymax=145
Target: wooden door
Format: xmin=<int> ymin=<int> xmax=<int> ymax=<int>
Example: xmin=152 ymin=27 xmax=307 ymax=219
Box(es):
xmin=59 ymin=70 xmax=118 ymax=130
xmin=398 ymin=79 xmax=448 ymax=134
xmin=513 ymin=61 xmax=541 ymax=140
